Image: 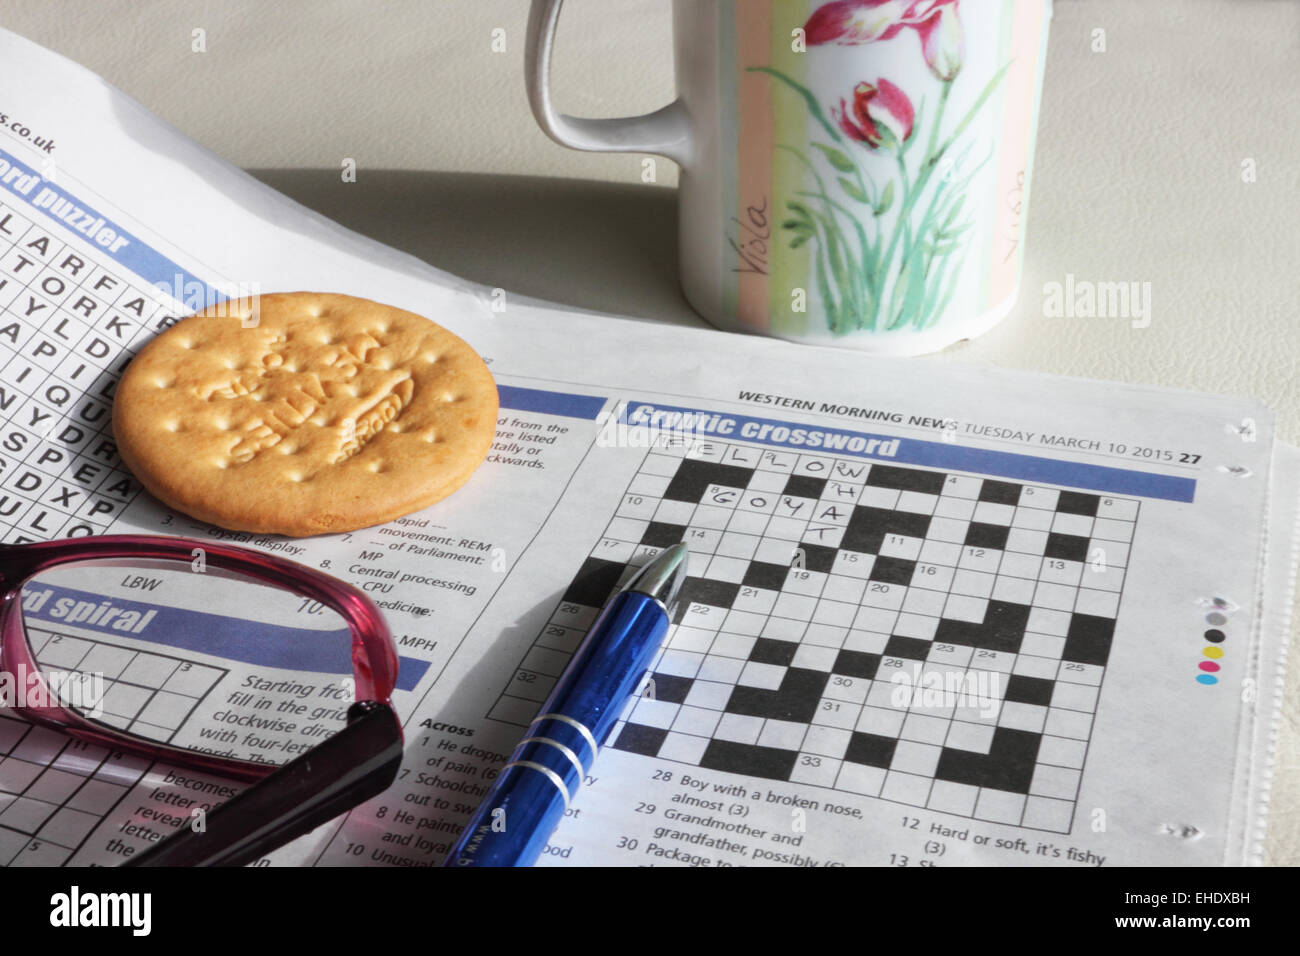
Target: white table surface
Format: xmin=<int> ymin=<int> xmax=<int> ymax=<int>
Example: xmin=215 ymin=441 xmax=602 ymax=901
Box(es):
xmin=7 ymin=0 xmax=1299 ymax=865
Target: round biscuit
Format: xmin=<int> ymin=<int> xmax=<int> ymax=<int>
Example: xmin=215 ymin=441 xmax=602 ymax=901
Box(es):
xmin=113 ymin=291 xmax=498 ymax=536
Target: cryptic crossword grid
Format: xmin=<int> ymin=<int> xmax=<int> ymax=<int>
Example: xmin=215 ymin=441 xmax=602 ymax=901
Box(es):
xmin=493 ymin=432 xmax=1137 ymax=833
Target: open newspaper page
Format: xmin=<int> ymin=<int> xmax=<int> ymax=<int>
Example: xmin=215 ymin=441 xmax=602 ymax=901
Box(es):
xmin=0 ymin=29 xmax=1293 ymax=867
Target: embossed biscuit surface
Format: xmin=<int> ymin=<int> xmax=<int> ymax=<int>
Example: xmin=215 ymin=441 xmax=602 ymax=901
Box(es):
xmin=114 ymin=292 xmax=498 ymax=536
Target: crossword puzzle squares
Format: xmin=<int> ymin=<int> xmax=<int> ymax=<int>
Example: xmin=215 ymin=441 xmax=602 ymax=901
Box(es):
xmin=501 ymin=441 xmax=1139 ymax=834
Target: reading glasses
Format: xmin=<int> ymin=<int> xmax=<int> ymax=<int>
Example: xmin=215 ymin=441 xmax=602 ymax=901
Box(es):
xmin=0 ymin=534 xmax=404 ymax=866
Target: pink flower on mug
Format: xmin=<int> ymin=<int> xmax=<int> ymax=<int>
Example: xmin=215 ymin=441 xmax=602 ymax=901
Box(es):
xmin=834 ymin=79 xmax=915 ymax=148
xmin=805 ymin=0 xmax=963 ymax=81
xmin=915 ymin=3 xmax=962 ymax=80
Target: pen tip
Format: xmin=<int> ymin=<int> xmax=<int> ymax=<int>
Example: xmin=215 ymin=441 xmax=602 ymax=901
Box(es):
xmin=625 ymin=542 xmax=690 ymax=609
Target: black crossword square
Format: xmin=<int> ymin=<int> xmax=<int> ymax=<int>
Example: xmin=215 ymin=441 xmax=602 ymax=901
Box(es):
xmin=700 ymin=740 xmax=798 ymax=781
xmin=884 ymin=635 xmax=932 ymax=661
xmin=965 ymin=522 xmax=1010 ymax=550
xmin=844 ymin=732 xmax=897 ymax=769
xmin=842 ymin=506 xmax=890 ymax=554
xmin=1045 ymin=532 xmax=1090 ymax=563
xmin=869 ymin=556 xmax=915 ymax=585
xmin=1056 ymin=491 xmax=1100 ymax=516
xmin=742 ymin=561 xmax=790 ymax=591
xmin=886 ymin=510 xmax=932 ymax=540
xmin=978 ymin=479 xmax=1022 ymax=505
xmin=676 ymin=577 xmax=740 ymax=611
xmin=642 ymin=521 xmax=688 ymax=547
xmin=798 ymin=544 xmax=837 ymax=573
xmin=647 ymin=672 xmax=693 ymax=704
xmin=726 ymin=668 xmax=827 ymax=723
xmin=784 ymin=475 xmax=827 ymax=499
xmin=750 ymin=638 xmax=797 ymax=666
xmin=832 ymin=649 xmax=880 ymax=680
xmin=562 ymin=558 xmax=628 ymax=607
xmin=613 ymin=723 xmax=667 ymax=758
xmin=663 ymin=458 xmax=754 ymax=503
xmin=1004 ymin=674 xmax=1054 ymax=707
xmin=865 ymin=464 xmax=946 ymax=495
xmin=1063 ymin=613 xmax=1115 ymax=666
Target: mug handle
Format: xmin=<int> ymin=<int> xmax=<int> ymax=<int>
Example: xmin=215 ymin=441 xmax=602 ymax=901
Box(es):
xmin=526 ymin=0 xmax=693 ymax=165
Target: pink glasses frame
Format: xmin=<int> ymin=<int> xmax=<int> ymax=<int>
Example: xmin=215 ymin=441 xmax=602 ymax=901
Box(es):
xmin=0 ymin=534 xmax=399 ymax=783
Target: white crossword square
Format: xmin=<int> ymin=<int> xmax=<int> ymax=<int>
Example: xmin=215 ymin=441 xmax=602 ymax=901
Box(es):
xmin=856 ymin=705 xmax=906 ymax=736
xmin=758 ymin=719 xmax=808 ymax=751
xmin=670 ymin=629 xmax=712 ymax=658
xmin=1091 ymin=517 xmax=1134 ymax=542
xmin=671 ymin=705 xmax=722 ymax=737
xmin=657 ymin=732 xmax=709 ymax=765
xmin=792 ymin=643 xmax=838 ymax=671
xmin=1011 ymin=507 xmax=1054 ymax=531
xmin=950 ymin=569 xmax=994 ymax=598
xmin=803 ymin=725 xmax=852 ymax=758
xmin=902 ymin=587 xmax=946 ymax=616
xmin=1037 ymin=734 xmax=1087 ymax=769
xmin=992 ymin=575 xmax=1037 ymax=605
xmin=1034 ymin=582 xmax=1078 ymax=612
xmin=974 ymin=789 xmax=1025 ymax=826
xmin=895 ymin=491 xmax=938 ymax=515
xmin=822 ymin=574 xmax=867 ymax=604
xmin=890 ymin=741 xmax=941 ymax=776
xmin=944 ymin=593 xmax=988 ymax=623
xmin=812 ymin=598 xmax=857 ymax=627
xmin=1075 ymin=588 xmax=1120 ymax=617
xmin=653 ymin=499 xmax=696 ymax=524
xmin=942 ymin=475 xmax=982 ymax=499
xmin=926 ymin=516 xmax=969 ymax=544
xmin=804 ymin=623 xmax=849 ymax=648
xmin=1027 ymin=606 xmax=1071 ymax=636
xmin=933 ymin=495 xmax=976 ymax=520
xmin=1052 ymin=512 xmax=1094 ymax=536
xmin=726 ymin=509 xmax=771 ymax=535
xmin=709 ymin=632 xmax=756 ymax=660
xmin=859 ymin=486 xmax=899 ymax=509
xmin=1030 ymin=764 xmax=1082 ymax=801
xmin=1097 ymin=497 xmax=1139 ymax=521
xmin=973 ymin=501 xmax=1015 ymax=525
xmin=1005 ymin=527 xmax=1049 ymax=555
xmin=685 ymin=680 xmax=733 ymax=710
xmin=893 ymin=612 xmax=939 ymax=640
xmin=714 ymin=713 xmax=764 ymax=745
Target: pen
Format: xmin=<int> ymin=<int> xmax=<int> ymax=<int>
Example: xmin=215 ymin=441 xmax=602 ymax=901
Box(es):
xmin=444 ymin=542 xmax=689 ymax=867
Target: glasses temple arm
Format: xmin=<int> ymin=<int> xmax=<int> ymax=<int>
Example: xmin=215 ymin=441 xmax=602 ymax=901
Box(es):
xmin=125 ymin=701 xmax=403 ymax=867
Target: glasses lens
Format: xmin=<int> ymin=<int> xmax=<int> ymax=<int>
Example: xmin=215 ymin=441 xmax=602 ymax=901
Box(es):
xmin=17 ymin=559 xmax=357 ymax=769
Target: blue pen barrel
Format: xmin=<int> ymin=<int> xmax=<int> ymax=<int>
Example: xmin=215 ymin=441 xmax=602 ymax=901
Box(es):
xmin=444 ymin=590 xmax=670 ymax=866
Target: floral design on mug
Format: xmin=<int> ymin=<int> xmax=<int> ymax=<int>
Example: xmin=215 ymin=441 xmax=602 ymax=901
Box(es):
xmin=834 ymin=78 xmax=914 ymax=147
xmin=751 ymin=0 xmax=1007 ymax=334
xmin=805 ymin=0 xmax=962 ymax=80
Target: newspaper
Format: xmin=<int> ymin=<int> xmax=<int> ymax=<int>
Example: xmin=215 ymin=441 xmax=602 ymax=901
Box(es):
xmin=0 ymin=27 xmax=1294 ymax=867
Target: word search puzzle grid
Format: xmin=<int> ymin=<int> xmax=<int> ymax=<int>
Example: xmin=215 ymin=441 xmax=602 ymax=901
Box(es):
xmin=492 ymin=433 xmax=1138 ymax=834
xmin=0 ymin=200 xmax=156 ymax=543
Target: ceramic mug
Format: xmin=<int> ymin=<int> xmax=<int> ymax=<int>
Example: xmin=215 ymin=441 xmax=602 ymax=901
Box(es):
xmin=526 ymin=0 xmax=1053 ymax=355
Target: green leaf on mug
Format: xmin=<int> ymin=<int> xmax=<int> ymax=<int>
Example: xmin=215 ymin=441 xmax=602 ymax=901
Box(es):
xmin=838 ymin=177 xmax=869 ymax=204
xmin=789 ymin=234 xmax=810 ymax=249
xmin=874 ymin=181 xmax=895 ymax=217
xmin=813 ymin=143 xmax=855 ymax=173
